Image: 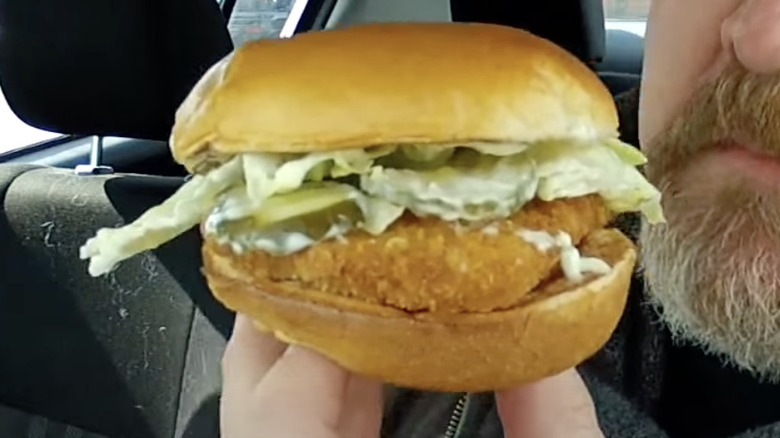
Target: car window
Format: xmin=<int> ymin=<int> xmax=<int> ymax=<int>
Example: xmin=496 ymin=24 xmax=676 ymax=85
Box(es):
xmin=603 ymin=0 xmax=650 ymax=20
xmin=227 ymin=0 xmax=305 ymax=47
xmin=0 ymin=86 xmax=61 ymax=155
xmin=0 ymin=0 xmax=306 ymax=156
xmin=603 ymin=0 xmax=649 ymax=36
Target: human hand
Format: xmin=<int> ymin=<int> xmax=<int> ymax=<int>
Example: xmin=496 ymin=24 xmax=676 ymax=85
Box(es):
xmin=221 ymin=313 xmax=602 ymax=438
xmin=220 ymin=314 xmax=385 ymax=438
xmin=496 ymin=368 xmax=605 ymax=438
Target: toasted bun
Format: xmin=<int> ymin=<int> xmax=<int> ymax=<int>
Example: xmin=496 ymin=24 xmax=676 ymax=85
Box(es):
xmin=203 ymin=228 xmax=635 ymax=392
xmin=171 ymin=22 xmax=618 ymax=172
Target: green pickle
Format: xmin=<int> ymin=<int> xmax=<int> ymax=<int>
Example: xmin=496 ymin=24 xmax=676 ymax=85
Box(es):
xmin=446 ymin=148 xmax=499 ymax=168
xmin=401 ymin=145 xmax=454 ymax=163
xmin=221 ymin=183 xmax=364 ymax=240
xmin=377 ymin=146 xmax=455 ymax=170
xmin=305 ymin=161 xmax=334 ymax=181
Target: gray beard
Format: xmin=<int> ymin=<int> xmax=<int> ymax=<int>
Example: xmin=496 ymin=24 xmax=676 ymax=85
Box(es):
xmin=640 ymin=186 xmax=780 ymax=381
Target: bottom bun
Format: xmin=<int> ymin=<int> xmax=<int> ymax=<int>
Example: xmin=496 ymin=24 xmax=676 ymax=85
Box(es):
xmin=203 ymin=228 xmax=636 ymax=393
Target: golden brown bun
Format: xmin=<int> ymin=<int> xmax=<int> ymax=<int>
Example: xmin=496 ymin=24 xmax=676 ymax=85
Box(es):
xmin=171 ymin=22 xmax=618 ymax=173
xmin=207 ymin=195 xmax=612 ymax=313
xmin=203 ymin=228 xmax=635 ymax=392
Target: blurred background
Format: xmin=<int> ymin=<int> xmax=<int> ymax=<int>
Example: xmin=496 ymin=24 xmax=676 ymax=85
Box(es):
xmin=0 ymin=0 xmax=650 ymax=155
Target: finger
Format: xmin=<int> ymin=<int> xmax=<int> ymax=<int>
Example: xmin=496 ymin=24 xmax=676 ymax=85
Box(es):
xmin=256 ymin=345 xmax=351 ymax=430
xmin=496 ymin=369 xmax=603 ymax=438
xmin=336 ymin=375 xmax=385 ymax=438
xmin=221 ymin=314 xmax=287 ymax=397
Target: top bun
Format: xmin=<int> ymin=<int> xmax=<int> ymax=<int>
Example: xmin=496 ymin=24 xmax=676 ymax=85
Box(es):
xmin=171 ymin=22 xmax=618 ymax=172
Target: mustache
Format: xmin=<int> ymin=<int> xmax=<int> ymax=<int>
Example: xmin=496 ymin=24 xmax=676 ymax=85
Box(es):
xmin=644 ymin=61 xmax=780 ymax=185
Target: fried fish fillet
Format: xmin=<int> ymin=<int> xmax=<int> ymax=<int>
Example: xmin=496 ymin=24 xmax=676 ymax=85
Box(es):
xmin=203 ymin=194 xmax=612 ymax=313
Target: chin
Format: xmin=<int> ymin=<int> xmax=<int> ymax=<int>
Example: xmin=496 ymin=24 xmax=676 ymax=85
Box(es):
xmin=640 ymin=173 xmax=780 ymax=380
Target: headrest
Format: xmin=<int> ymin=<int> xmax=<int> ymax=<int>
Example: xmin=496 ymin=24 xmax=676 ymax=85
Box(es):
xmin=0 ymin=0 xmax=233 ymax=141
xmin=450 ymin=0 xmax=606 ymax=64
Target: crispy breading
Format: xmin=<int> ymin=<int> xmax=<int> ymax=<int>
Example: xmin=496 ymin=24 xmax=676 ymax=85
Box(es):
xmin=204 ymin=195 xmax=612 ymax=313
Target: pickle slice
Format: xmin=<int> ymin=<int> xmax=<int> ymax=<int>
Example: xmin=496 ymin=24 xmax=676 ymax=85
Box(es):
xmin=402 ymin=145 xmax=455 ymax=163
xmin=446 ymin=148 xmax=501 ymax=169
xmin=219 ymin=183 xmax=364 ymax=240
xmin=306 ymin=161 xmax=334 ymax=181
xmin=276 ymin=199 xmax=363 ymax=239
xmin=377 ymin=147 xmax=455 ymax=170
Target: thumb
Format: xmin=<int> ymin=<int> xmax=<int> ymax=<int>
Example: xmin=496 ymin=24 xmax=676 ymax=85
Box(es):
xmin=496 ymin=368 xmax=604 ymax=438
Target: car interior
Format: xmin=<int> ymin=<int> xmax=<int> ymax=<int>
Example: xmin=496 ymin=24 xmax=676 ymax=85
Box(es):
xmin=0 ymin=0 xmax=646 ymax=436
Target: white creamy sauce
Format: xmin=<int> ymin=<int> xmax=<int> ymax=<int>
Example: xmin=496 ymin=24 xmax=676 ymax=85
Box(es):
xmin=203 ymin=188 xmax=253 ymax=235
xmin=211 ymin=216 xmax=354 ymax=256
xmin=204 ymin=181 xmax=401 ymax=256
xmin=248 ymin=232 xmax=315 ymax=255
xmin=517 ymin=229 xmax=611 ymax=282
xmin=481 ymin=223 xmax=500 ymax=236
xmin=360 ymin=161 xmax=539 ymax=222
xmin=79 ymin=138 xmax=661 ymax=278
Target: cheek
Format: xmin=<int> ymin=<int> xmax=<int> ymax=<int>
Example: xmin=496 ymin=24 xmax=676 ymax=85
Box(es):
xmin=726 ymin=0 xmax=780 ymax=73
xmin=639 ymin=0 xmax=741 ymax=148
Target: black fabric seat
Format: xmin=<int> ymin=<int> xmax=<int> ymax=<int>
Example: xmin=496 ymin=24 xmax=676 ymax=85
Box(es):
xmin=0 ymin=0 xmax=234 ymax=434
xmin=598 ymin=71 xmax=641 ymax=95
xmin=0 ymin=166 xmax=233 ymax=437
xmin=0 ymin=404 xmax=110 ymax=438
xmin=450 ymin=0 xmax=642 ymax=95
xmin=450 ymin=0 xmax=606 ymax=64
xmin=0 ymin=0 xmax=232 ymax=141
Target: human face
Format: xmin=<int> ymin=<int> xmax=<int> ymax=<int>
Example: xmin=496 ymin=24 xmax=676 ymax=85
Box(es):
xmin=640 ymin=0 xmax=780 ymax=379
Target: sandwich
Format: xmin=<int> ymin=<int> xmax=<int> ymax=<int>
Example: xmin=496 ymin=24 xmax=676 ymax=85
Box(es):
xmin=80 ymin=22 xmax=664 ymax=392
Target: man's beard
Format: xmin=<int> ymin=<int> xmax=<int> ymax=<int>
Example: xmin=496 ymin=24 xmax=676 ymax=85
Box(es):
xmin=642 ymin=62 xmax=780 ymax=380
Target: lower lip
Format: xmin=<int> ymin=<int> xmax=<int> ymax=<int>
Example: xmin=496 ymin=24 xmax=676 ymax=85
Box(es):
xmin=705 ymin=145 xmax=780 ymax=187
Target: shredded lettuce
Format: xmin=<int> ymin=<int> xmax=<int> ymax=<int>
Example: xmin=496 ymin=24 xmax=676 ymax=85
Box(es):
xmin=331 ymin=145 xmax=397 ymax=176
xmin=243 ymin=153 xmax=286 ymax=203
xmin=79 ymin=156 xmax=244 ymax=276
xmin=243 ymin=146 xmax=398 ymax=207
xmin=352 ymin=193 xmax=405 ymax=235
xmin=80 ymin=137 xmax=663 ymax=277
xmin=460 ymin=142 xmax=529 ymax=156
xmin=603 ymin=138 xmax=647 ymax=166
xmin=527 ymin=140 xmax=664 ymax=223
